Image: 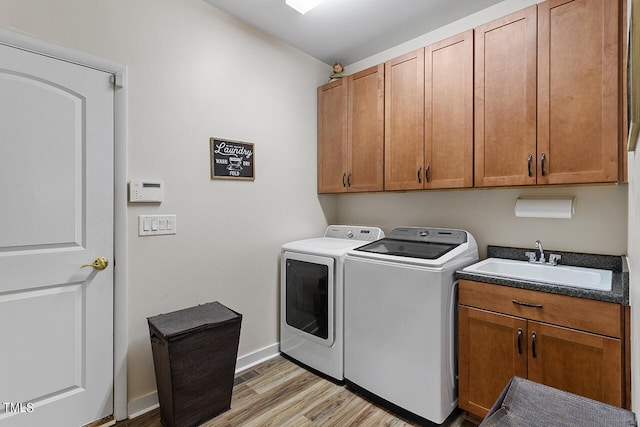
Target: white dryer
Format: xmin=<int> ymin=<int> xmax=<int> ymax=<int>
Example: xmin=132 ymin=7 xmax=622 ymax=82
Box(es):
xmin=280 ymin=225 xmax=384 ymax=381
xmin=344 ymin=227 xmax=478 ymax=424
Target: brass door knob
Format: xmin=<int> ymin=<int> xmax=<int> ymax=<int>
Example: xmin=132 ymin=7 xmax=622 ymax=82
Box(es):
xmin=81 ymin=257 xmax=109 ymax=271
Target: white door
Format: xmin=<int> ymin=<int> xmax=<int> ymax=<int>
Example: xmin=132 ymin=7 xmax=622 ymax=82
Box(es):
xmin=0 ymin=42 xmax=114 ymax=426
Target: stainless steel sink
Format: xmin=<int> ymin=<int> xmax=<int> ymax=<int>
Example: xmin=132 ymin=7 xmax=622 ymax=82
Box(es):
xmin=462 ymin=258 xmax=612 ymax=291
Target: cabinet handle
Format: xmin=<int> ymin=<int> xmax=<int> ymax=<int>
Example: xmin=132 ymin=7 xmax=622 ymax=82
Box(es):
xmin=417 ymin=166 xmax=422 ymax=184
xmin=347 ymin=173 xmax=351 ymax=187
xmin=532 ymin=331 xmax=537 ymax=358
xmin=517 ymin=328 xmax=523 ymax=354
xmin=425 ymin=164 xmax=430 ymax=182
xmin=527 ymin=154 xmax=533 ymax=177
xmin=540 ymin=153 xmax=546 ymax=176
xmin=342 ymin=173 xmax=346 ymax=187
xmin=512 ymin=300 xmax=543 ymax=309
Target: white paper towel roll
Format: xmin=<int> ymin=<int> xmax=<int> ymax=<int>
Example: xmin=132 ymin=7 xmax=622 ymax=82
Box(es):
xmin=514 ymin=197 xmax=575 ymax=219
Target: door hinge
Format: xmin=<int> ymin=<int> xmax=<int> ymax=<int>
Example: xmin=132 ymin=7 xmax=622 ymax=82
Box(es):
xmin=110 ymin=73 xmax=124 ymax=88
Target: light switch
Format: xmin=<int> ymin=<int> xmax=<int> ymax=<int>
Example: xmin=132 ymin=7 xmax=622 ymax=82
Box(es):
xmin=138 ymin=215 xmax=177 ymax=236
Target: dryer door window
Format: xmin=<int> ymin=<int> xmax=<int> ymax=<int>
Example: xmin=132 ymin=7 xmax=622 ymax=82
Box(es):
xmin=284 ymin=254 xmax=334 ymax=345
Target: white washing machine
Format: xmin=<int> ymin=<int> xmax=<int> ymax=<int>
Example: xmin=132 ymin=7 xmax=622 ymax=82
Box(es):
xmin=344 ymin=227 xmax=478 ymax=424
xmin=280 ymin=225 xmax=384 ymax=381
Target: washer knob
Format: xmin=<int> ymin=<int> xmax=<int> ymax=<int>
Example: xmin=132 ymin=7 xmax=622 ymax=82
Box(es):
xmin=419 ymin=230 xmax=429 ymax=237
xmin=346 ymin=230 xmax=354 ymax=239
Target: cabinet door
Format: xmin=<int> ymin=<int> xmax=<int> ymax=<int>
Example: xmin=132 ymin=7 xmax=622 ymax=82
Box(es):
xmin=459 ymin=306 xmax=528 ymax=419
xmin=348 ymin=65 xmax=384 ymax=192
xmin=474 ymin=6 xmax=537 ymax=187
xmin=384 ymin=49 xmax=424 ymax=190
xmin=527 ymin=321 xmax=623 ymax=407
xmin=537 ymin=0 xmax=619 ymax=184
xmin=317 ymin=79 xmax=348 ymax=193
xmin=425 ymin=30 xmax=473 ymax=189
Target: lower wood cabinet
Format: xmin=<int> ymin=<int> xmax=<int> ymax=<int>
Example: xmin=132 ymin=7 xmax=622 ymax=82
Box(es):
xmin=526 ymin=320 xmax=621 ymax=403
xmin=458 ymin=279 xmax=627 ymax=419
xmin=458 ymin=307 xmax=527 ymax=417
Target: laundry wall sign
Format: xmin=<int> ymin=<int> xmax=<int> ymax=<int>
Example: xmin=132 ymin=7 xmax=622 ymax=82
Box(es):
xmin=210 ymin=138 xmax=255 ymax=180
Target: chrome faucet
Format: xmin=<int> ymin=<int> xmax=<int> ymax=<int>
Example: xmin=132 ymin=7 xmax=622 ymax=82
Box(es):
xmin=548 ymin=253 xmax=561 ymax=266
xmin=525 ymin=240 xmax=561 ymax=265
xmin=535 ymin=240 xmax=545 ymax=264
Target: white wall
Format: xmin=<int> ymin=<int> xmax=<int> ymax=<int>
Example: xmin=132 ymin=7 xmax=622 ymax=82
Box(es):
xmin=0 ymin=0 xmax=335 ymax=404
xmin=338 ymin=185 xmax=627 ymax=259
xmin=629 ymin=140 xmax=640 ymax=410
xmin=346 ymin=0 xmax=541 ymax=74
xmin=625 ymin=0 xmax=639 ymax=409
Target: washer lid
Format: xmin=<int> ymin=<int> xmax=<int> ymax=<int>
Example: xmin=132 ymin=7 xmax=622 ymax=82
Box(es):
xmin=353 ymin=227 xmax=469 ymax=260
xmin=354 ymin=238 xmax=458 ymax=260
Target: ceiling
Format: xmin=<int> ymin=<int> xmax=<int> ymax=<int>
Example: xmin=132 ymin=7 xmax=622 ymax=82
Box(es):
xmin=203 ymin=0 xmax=505 ymax=66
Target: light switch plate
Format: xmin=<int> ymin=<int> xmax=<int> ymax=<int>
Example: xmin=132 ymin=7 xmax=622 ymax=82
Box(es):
xmin=138 ymin=214 xmax=176 ymax=236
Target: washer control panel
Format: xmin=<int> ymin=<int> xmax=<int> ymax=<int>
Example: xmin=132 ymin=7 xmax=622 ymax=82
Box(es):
xmin=324 ymin=225 xmax=384 ymax=241
xmin=387 ymin=227 xmax=467 ymax=244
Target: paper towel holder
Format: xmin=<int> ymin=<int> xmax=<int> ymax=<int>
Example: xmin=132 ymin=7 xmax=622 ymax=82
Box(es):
xmin=514 ymin=197 xmax=575 ymax=219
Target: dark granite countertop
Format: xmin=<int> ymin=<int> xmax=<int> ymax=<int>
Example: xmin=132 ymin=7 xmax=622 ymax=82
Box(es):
xmin=455 ymin=245 xmax=629 ymax=305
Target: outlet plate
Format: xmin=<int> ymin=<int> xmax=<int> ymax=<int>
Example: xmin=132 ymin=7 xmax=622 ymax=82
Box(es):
xmin=138 ymin=215 xmax=176 ymax=236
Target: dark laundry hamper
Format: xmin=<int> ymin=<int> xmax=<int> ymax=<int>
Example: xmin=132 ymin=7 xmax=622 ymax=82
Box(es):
xmin=480 ymin=377 xmax=637 ymax=427
xmin=147 ymin=301 xmax=242 ymax=427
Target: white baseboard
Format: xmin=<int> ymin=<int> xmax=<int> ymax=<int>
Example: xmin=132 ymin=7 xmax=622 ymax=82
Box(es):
xmin=127 ymin=391 xmax=159 ymax=419
xmin=127 ymin=342 xmax=280 ymax=419
xmin=235 ymin=342 xmax=280 ymax=374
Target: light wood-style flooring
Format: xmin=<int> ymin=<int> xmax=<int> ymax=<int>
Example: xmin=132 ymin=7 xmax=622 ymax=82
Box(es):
xmin=117 ymin=355 xmax=480 ymax=427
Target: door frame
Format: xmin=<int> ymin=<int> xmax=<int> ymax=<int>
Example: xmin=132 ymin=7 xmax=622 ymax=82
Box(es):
xmin=0 ymin=28 xmax=129 ymax=422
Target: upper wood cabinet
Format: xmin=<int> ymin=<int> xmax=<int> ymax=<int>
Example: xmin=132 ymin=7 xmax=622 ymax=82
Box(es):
xmin=317 ymin=65 xmax=384 ymax=193
xmin=384 ymin=49 xmax=425 ymax=190
xmin=474 ymin=6 xmax=538 ymax=187
xmin=425 ymin=30 xmax=474 ymax=189
xmin=384 ymin=33 xmax=473 ymax=191
xmin=317 ymin=78 xmax=348 ymax=193
xmin=318 ymin=0 xmax=624 ymax=193
xmin=475 ymin=0 xmax=621 ymax=187
xmin=348 ymin=65 xmax=385 ymax=192
xmin=537 ymin=0 xmax=620 ymax=184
